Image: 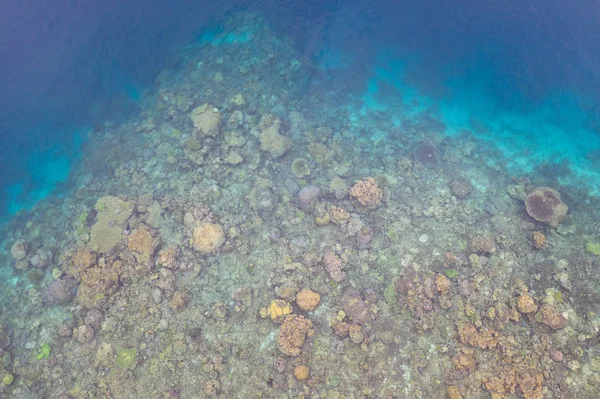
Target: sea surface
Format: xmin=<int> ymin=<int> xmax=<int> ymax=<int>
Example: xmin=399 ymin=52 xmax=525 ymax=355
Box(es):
xmin=1 ymin=1 xmax=600 ymax=398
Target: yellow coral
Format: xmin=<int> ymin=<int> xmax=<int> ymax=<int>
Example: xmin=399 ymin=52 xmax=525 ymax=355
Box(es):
xmin=263 ymin=300 xmax=292 ymax=320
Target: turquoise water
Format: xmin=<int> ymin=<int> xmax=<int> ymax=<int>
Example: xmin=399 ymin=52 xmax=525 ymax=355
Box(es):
xmin=1 ymin=3 xmax=600 ymax=398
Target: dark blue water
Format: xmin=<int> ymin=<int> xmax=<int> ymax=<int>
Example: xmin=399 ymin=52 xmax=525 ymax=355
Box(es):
xmin=2 ymin=1 xmax=599 ymax=220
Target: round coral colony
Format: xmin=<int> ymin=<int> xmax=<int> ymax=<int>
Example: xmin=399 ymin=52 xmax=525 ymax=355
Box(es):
xmin=295 ymin=288 xmax=321 ymax=312
xmin=192 ymin=223 xmax=225 ymax=254
xmin=293 ymin=364 xmax=310 ymax=381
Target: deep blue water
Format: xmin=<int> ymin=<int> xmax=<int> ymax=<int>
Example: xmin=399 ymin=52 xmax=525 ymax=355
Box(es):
xmin=1 ymin=0 xmax=599 ymax=219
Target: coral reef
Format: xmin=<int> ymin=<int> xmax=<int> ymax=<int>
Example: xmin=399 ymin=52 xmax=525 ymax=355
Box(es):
xmin=524 ymin=186 xmax=568 ymax=227
xmin=349 ymin=177 xmax=383 ymax=208
xmin=258 ymin=114 xmax=291 ymax=158
xmin=322 ymin=251 xmax=346 ymax=282
xmin=291 ymin=158 xmax=310 ymax=177
xmin=190 ymin=103 xmax=222 ymax=137
xmin=0 ymin=13 xmax=598 ymax=399
xmin=276 ymin=315 xmax=313 ymax=357
xmin=89 ymin=196 xmax=134 ymax=252
xmin=296 ymin=186 xmax=321 ymax=209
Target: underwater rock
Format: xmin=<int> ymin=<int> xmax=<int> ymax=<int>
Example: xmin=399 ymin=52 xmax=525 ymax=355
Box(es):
xmin=296 ymin=185 xmax=321 ymax=209
xmin=524 ymin=187 xmax=568 ymax=228
xmin=192 ymin=223 xmax=225 ymax=254
xmin=84 ymin=308 xmax=103 ymax=329
xmin=10 ymin=240 xmax=27 ymax=260
xmin=73 ymin=324 xmax=95 ymax=343
xmin=470 ymin=235 xmax=496 ymax=255
xmin=190 ymin=103 xmax=222 ymax=137
xmin=451 ymin=178 xmax=472 ymax=198
xmin=350 ymin=178 xmax=383 ymax=208
xmin=342 ymin=290 xmax=376 ymax=325
xmin=356 ymin=226 xmax=373 ymax=249
xmin=157 ymin=247 xmax=179 ymax=269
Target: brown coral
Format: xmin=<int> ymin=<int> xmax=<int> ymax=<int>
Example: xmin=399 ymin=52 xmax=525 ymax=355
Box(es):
xmin=349 ymin=178 xmax=383 ymax=208
xmin=470 ymin=235 xmax=496 ymax=254
xmin=518 ymin=369 xmax=544 ymax=399
xmin=457 ymin=323 xmax=498 ymax=349
xmin=277 ymin=315 xmax=313 ymax=357
xmin=295 ymin=288 xmax=320 ymax=312
xmin=516 ymin=294 xmax=537 ymax=314
xmin=329 ymin=206 xmax=350 ymax=223
xmin=435 ymin=273 xmax=451 ymax=294
xmin=67 ymin=247 xmax=98 ymax=279
xmin=76 ymin=260 xmax=121 ymax=308
xmin=193 ymin=223 xmax=225 ymax=254
xmin=190 ymin=103 xmax=221 ymax=137
xmin=293 ymin=365 xmax=310 ymax=381
xmin=539 ymin=304 xmax=566 ymax=330
xmin=524 ymin=187 xmax=568 ymax=227
xmin=157 ymin=246 xmax=179 ymax=269
xmin=127 ymin=224 xmax=159 ymax=267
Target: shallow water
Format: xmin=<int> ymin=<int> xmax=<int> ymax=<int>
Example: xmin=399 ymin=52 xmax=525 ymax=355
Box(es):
xmin=1 ymin=3 xmax=600 ymax=398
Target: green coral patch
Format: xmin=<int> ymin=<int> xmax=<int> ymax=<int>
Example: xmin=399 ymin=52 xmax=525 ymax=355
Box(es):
xmin=586 ymin=241 xmax=600 ymax=256
xmin=116 ymin=348 xmax=137 ymax=369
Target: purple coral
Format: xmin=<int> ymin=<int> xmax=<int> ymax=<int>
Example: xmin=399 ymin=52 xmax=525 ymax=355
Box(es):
xmin=296 ymin=185 xmax=321 ymax=209
xmin=356 ymin=227 xmax=373 ymax=249
xmin=322 ymin=251 xmax=346 ymax=282
xmin=43 ymin=278 xmax=77 ymax=305
xmin=414 ymin=142 xmax=438 ymax=166
xmin=524 ymin=187 xmax=568 ymax=227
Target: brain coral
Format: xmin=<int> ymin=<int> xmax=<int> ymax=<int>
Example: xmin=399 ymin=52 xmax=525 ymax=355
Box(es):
xmin=524 ymin=187 xmax=568 ymax=227
xmin=296 ymin=288 xmax=320 ymax=312
xmin=193 ymin=223 xmax=225 ymax=254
